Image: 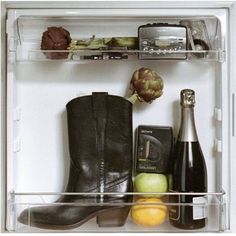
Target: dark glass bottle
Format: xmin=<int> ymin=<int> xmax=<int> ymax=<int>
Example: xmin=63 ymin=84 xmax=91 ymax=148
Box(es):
xmin=169 ymin=89 xmax=208 ymax=230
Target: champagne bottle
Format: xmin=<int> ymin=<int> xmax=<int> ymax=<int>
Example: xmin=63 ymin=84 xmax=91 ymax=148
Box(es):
xmin=169 ymin=89 xmax=208 ymax=230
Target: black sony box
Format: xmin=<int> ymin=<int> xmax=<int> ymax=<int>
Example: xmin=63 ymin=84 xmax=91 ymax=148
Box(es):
xmin=135 ymin=125 xmax=174 ymax=174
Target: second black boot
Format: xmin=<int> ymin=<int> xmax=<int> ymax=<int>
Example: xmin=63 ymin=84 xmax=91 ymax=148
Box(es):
xmin=18 ymin=92 xmax=133 ymax=230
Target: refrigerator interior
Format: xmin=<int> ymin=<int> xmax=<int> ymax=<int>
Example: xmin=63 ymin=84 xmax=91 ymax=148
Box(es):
xmin=5 ymin=8 xmax=230 ymax=232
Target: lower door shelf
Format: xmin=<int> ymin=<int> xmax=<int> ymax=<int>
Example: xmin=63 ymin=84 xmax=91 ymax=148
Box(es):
xmin=7 ymin=191 xmax=226 ymax=233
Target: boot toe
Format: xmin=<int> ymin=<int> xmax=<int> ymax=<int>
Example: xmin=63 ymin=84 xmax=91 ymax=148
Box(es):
xmin=18 ymin=206 xmax=59 ymax=228
xmin=18 ymin=205 xmax=100 ymax=229
xmin=18 ymin=209 xmax=28 ymax=225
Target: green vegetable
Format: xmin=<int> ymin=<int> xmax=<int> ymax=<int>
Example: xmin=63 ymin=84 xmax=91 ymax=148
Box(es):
xmin=107 ymin=37 xmax=138 ymax=49
xmin=69 ymin=36 xmax=111 ymax=50
xmin=128 ymin=67 xmax=164 ymax=104
xmin=68 ymin=36 xmax=138 ymax=50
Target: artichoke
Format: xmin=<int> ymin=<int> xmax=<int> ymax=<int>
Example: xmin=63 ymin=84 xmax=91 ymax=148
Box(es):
xmin=128 ymin=67 xmax=164 ymax=104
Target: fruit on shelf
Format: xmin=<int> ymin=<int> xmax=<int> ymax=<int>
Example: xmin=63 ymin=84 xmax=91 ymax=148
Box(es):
xmin=134 ymin=173 xmax=168 ymax=198
xmin=131 ymin=198 xmax=167 ymax=227
xmin=128 ymin=67 xmax=164 ymax=104
xmin=41 ymin=27 xmax=72 ymax=59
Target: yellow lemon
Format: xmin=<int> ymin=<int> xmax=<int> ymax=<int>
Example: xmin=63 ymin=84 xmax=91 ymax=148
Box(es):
xmin=131 ymin=198 xmax=167 ymax=227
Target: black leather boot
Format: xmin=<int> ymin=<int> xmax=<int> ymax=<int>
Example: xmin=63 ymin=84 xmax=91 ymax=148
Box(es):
xmin=18 ymin=92 xmax=133 ymax=229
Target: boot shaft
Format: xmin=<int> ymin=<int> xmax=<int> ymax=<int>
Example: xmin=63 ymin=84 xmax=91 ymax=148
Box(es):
xmin=66 ymin=92 xmax=133 ymax=194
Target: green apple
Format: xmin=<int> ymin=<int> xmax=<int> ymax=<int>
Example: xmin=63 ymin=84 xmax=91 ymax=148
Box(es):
xmin=134 ymin=173 xmax=168 ymax=198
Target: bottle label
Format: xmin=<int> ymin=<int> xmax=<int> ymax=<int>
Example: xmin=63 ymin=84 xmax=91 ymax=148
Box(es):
xmin=168 ymin=190 xmax=180 ymax=221
xmin=193 ymin=196 xmax=207 ymax=220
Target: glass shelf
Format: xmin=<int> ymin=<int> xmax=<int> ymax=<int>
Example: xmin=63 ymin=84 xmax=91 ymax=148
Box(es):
xmin=12 ymin=48 xmax=225 ymax=62
xmin=8 ymin=191 xmax=226 ymax=233
xmin=8 ymin=14 xmax=224 ymax=63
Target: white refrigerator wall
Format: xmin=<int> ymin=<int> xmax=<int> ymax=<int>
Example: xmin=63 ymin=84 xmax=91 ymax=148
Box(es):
xmin=12 ymin=61 xmax=217 ymax=194
xmin=1 ymin=0 xmax=236 ymax=233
